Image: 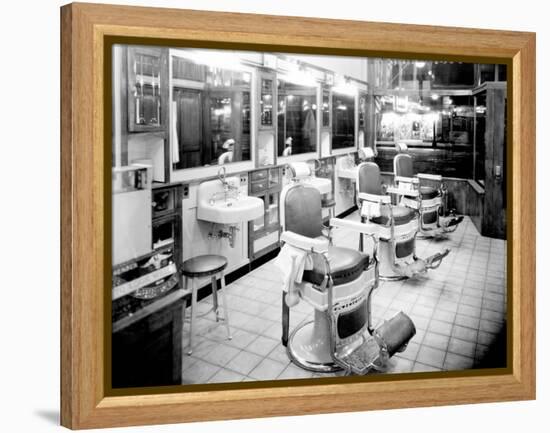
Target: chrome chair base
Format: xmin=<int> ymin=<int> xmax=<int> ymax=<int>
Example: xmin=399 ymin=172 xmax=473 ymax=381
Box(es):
xmin=286 ymin=314 xmax=342 ymax=373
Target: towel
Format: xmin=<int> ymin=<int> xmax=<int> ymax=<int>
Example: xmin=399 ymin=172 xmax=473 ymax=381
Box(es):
xmin=273 ymin=244 xmax=313 ymax=293
xmin=289 ymin=162 xmax=311 ymax=178
xmin=399 ymin=181 xmax=413 ymax=191
xmin=171 ymin=101 xmax=180 ymax=164
xmin=361 ymin=200 xmax=382 ymax=220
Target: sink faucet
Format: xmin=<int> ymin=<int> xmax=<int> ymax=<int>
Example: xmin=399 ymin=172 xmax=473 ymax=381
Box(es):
xmin=346 ymin=153 xmax=355 ymax=168
xmin=218 ymin=166 xmax=228 ymax=190
xmin=216 ymin=166 xmax=239 ymax=202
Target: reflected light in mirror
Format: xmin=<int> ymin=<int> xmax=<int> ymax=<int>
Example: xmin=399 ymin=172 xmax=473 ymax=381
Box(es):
xmin=184 ymin=50 xmax=244 ymax=71
xmin=281 ymin=70 xmax=318 ymax=87
xmin=332 ymin=83 xmax=358 ymax=96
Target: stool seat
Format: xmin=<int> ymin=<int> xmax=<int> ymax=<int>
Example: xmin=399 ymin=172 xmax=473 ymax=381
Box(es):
xmin=182 ymin=254 xmax=227 ymax=277
xmin=321 ymin=198 xmax=336 ymax=208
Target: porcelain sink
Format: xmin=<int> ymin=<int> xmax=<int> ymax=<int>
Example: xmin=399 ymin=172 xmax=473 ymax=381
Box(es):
xmin=197 ymin=177 xmax=264 ymax=224
xmin=336 ymin=157 xmax=358 ymax=181
xmin=337 ymin=166 xmax=358 ymax=180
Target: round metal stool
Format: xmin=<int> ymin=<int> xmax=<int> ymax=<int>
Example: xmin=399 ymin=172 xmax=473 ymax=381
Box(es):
xmin=182 ymin=254 xmax=232 ymax=355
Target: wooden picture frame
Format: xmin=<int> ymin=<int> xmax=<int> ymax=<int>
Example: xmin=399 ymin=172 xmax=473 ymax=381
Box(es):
xmin=61 ymin=2 xmax=535 ymax=429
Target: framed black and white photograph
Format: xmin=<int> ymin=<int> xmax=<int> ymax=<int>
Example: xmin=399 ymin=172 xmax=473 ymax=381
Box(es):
xmin=60 ymin=3 xmax=535 ymax=429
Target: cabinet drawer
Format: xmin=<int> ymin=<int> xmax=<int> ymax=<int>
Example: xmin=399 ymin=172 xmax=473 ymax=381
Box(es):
xmin=250 ymin=180 xmax=267 ymax=193
xmin=250 ymin=170 xmax=268 ymax=182
xmin=152 ymin=188 xmax=177 ymax=216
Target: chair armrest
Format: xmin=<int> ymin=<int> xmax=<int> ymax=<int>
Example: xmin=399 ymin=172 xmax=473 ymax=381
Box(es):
xmin=395 ymin=175 xmax=418 ymax=184
xmin=280 ymin=231 xmax=329 ymax=253
xmin=357 ymin=192 xmax=391 ymax=204
xmin=330 ymin=218 xmax=378 ymax=235
xmin=417 ymin=173 xmax=442 ymax=182
xmin=386 ymin=186 xmax=420 ymax=197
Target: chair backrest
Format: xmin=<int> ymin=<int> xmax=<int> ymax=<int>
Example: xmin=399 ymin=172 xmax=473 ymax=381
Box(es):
xmin=282 ymin=184 xmax=323 ymax=238
xmin=394 ymin=153 xmax=414 ymax=178
xmin=357 ymin=162 xmax=383 ymax=195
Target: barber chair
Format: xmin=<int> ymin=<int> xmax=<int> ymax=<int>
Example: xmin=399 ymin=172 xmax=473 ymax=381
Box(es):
xmin=393 ymin=152 xmax=464 ymax=237
xmin=356 ymin=162 xmax=450 ymax=280
xmin=276 ymin=183 xmax=416 ymax=374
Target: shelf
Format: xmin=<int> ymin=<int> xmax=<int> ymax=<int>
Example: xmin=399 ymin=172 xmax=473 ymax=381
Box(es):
xmin=112 ymin=289 xmax=189 ymax=333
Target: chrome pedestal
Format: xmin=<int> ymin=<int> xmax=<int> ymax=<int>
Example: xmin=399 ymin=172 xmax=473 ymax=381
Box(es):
xmin=286 ymin=311 xmax=342 ymax=373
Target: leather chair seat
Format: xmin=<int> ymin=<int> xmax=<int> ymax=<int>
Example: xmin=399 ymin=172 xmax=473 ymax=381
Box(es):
xmin=182 ymin=254 xmax=228 ymax=277
xmin=303 ymin=247 xmax=370 ymax=287
xmin=420 ymin=186 xmax=439 ymax=200
xmin=370 ymin=205 xmax=416 ymax=226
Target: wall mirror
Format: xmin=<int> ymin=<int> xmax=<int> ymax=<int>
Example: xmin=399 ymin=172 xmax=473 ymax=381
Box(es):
xmin=331 ymin=91 xmax=356 ymax=150
xmin=171 ymin=50 xmax=252 ymax=170
xmin=277 ymin=78 xmax=318 ymax=157
xmin=373 ymin=90 xmax=502 ymax=181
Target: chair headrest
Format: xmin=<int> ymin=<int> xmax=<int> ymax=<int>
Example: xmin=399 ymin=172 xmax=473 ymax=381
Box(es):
xmin=357 ymin=162 xmax=383 ymax=195
xmin=282 ymin=184 xmax=323 ymax=239
xmin=394 ymin=153 xmax=414 ymax=178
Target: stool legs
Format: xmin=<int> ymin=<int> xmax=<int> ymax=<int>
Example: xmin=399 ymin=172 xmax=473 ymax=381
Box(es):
xmin=186 ymin=272 xmax=232 ymax=356
xmin=219 ymin=271 xmax=232 ymax=340
xmin=211 ymin=276 xmax=220 ymax=321
xmin=187 ymin=278 xmax=197 ymax=355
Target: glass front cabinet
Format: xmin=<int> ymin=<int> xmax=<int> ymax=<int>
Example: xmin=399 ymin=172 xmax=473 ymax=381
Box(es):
xmin=127 ymin=46 xmax=169 ymax=133
xmin=256 ymin=70 xmax=277 ymax=167
xmin=259 ymin=72 xmax=276 ymax=129
xmin=248 ymin=167 xmax=282 ymax=260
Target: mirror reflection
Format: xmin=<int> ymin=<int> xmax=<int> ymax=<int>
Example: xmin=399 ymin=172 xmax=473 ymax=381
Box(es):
xmin=277 ymin=79 xmax=317 ymax=157
xmin=332 ymin=92 xmax=355 ymax=149
xmin=172 ymin=55 xmax=251 ymax=169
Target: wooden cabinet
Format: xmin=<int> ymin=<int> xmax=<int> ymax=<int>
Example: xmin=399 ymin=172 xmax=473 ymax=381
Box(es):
xmin=112 ymin=296 xmax=184 ymax=388
xmin=127 ymin=46 xmax=168 ymax=133
xmin=248 ymin=167 xmax=282 ymax=260
xmin=151 ymin=184 xmax=183 ymax=264
xmin=111 ymin=183 xmax=186 ymax=388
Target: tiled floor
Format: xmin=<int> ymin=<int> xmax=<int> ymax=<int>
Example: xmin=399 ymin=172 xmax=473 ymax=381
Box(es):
xmin=181 ymin=213 xmax=507 ymax=384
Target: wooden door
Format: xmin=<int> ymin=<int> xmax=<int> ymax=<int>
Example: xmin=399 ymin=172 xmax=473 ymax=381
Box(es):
xmin=174 ymin=88 xmax=202 ymax=169
xmin=482 ymin=85 xmax=507 ymax=239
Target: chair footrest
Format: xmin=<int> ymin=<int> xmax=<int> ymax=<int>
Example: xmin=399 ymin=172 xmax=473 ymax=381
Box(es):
xmin=334 ymin=336 xmax=380 ymax=375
